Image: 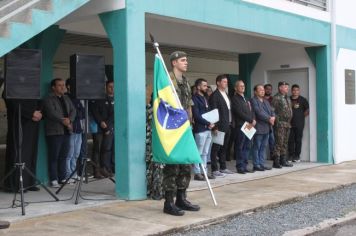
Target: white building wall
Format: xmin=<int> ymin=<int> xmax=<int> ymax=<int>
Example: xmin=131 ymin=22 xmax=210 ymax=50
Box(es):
xmin=335 ymin=0 xmax=356 ymax=29
xmin=334 ymin=48 xmax=356 ymax=163
xmin=251 ymin=47 xmax=317 ymax=162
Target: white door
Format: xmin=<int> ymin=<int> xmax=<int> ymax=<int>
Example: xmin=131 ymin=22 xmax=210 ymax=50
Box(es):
xmin=267 ymin=68 xmax=310 ymax=161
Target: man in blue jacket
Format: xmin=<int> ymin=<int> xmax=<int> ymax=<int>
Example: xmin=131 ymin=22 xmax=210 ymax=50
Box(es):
xmin=250 ymin=84 xmax=275 ymax=171
xmin=192 ymin=78 xmax=215 ymax=181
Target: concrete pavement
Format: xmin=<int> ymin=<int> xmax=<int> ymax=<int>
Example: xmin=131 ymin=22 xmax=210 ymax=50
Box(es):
xmin=2 ymin=161 xmax=356 ymax=236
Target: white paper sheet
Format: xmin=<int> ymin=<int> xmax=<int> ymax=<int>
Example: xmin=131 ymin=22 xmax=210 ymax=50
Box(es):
xmin=202 ymin=109 xmax=219 ymax=124
xmin=211 ymin=131 xmax=225 ymax=145
xmin=240 ymin=122 xmax=256 ymax=140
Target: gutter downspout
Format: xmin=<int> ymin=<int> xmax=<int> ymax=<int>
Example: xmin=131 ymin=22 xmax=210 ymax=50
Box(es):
xmin=330 ymin=0 xmax=336 ymax=164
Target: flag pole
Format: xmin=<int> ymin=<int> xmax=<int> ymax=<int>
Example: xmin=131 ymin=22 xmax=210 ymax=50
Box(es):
xmin=150 ymin=34 xmax=218 ymax=206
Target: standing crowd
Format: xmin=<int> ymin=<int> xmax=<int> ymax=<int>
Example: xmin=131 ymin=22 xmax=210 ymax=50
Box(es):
xmin=2 ymin=78 xmax=115 ymax=191
xmin=145 ymin=51 xmax=310 ymax=216
xmin=191 ymin=77 xmax=309 ymax=181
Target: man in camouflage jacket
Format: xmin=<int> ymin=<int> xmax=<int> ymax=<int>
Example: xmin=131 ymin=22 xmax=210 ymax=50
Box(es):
xmin=161 ymin=51 xmax=200 ymax=216
xmin=271 ymin=81 xmax=293 ymax=168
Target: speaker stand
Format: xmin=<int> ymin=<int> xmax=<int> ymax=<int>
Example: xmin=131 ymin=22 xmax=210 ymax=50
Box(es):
xmin=1 ymin=103 xmax=59 ymax=215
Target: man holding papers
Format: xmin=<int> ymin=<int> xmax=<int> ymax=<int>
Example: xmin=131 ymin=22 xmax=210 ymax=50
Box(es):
xmin=209 ymin=74 xmax=235 ymax=177
xmin=231 ymin=80 xmax=256 ymax=174
xmin=250 ymin=85 xmax=275 ymax=171
xmin=192 ymin=78 xmax=215 ymax=180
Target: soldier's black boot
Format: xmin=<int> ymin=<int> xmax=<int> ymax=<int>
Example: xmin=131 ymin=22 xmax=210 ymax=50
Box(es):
xmin=175 ymin=189 xmax=200 ymax=211
xmin=280 ymin=155 xmax=293 ymax=167
xmin=273 ymin=156 xmax=282 ymax=168
xmin=163 ymin=191 xmax=185 ymax=216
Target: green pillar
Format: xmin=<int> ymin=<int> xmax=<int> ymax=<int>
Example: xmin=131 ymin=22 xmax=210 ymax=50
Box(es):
xmin=305 ymin=46 xmax=333 ymax=163
xmin=23 ymin=25 xmax=66 ymax=181
xmin=100 ymin=9 xmax=146 ymax=200
xmin=238 ymin=53 xmax=261 ymax=99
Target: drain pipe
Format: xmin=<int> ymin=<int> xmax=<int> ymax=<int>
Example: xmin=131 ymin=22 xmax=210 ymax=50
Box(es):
xmin=330 ymin=0 xmax=336 ymax=164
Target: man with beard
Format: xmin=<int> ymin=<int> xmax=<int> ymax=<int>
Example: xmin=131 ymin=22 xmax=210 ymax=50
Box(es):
xmin=288 ymin=84 xmax=309 ymax=162
xmin=191 ymin=78 xmax=215 ymax=181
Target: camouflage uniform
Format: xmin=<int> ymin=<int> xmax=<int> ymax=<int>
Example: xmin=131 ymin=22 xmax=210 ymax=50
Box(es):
xmin=146 ymin=103 xmax=165 ymax=200
xmin=272 ymin=92 xmax=292 ymax=157
xmin=162 ymin=72 xmax=193 ymax=193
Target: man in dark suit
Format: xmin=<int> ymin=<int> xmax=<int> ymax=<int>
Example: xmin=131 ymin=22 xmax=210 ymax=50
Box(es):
xmin=231 ymin=80 xmax=256 ymax=174
xmin=209 ymin=74 xmax=234 ymax=177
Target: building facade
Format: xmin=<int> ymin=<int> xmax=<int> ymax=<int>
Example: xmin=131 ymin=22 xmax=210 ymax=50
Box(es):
xmin=0 ymin=0 xmax=355 ymax=200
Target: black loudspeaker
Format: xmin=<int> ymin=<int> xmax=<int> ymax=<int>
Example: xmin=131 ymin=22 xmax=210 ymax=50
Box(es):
xmin=4 ymin=48 xmax=41 ymax=99
xmin=70 ymin=54 xmax=106 ymax=100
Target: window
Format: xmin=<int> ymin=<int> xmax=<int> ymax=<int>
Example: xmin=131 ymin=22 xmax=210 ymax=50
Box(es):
xmin=286 ymin=0 xmax=328 ymax=11
xmin=345 ymin=69 xmax=355 ymax=105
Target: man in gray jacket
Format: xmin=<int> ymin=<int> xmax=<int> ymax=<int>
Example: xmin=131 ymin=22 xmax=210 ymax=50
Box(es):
xmin=250 ymin=84 xmax=275 ymax=171
xmin=43 ymin=78 xmax=76 ymax=187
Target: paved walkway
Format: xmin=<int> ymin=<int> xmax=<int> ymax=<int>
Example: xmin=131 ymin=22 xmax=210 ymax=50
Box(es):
xmin=1 ymin=161 xmax=356 ymax=236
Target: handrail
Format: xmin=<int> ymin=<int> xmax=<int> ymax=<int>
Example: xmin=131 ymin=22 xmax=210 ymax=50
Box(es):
xmin=0 ymin=0 xmax=42 ymax=23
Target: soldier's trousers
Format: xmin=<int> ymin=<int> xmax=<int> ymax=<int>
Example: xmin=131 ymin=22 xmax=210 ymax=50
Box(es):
xmin=163 ymin=164 xmax=191 ymax=192
xmin=273 ymin=126 xmax=290 ymax=157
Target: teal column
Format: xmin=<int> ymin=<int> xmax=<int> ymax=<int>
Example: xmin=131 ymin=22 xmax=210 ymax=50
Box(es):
xmin=238 ymin=53 xmax=261 ymax=99
xmin=100 ymin=9 xmax=146 ymax=200
xmin=23 ymin=25 xmax=66 ymax=181
xmin=305 ymin=46 xmax=333 ymax=163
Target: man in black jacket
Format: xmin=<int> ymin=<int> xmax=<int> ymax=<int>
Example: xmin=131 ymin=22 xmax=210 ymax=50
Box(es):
xmin=231 ymin=80 xmax=256 ymax=174
xmin=91 ymin=80 xmax=115 ymax=177
xmin=209 ymin=74 xmax=235 ymax=177
xmin=3 ymin=94 xmax=42 ymax=192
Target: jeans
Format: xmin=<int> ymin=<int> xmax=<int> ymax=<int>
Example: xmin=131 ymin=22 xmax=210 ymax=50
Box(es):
xmin=234 ymin=128 xmax=251 ymax=171
xmin=252 ymin=133 xmax=269 ymax=168
xmin=193 ymin=131 xmax=212 ymax=174
xmin=66 ymin=133 xmax=82 ymax=178
xmin=47 ymin=134 xmax=70 ymax=182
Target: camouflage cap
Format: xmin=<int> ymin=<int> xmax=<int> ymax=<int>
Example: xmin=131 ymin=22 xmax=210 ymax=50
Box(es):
xmin=278 ymin=81 xmax=289 ymax=87
xmin=169 ymin=51 xmax=187 ymax=62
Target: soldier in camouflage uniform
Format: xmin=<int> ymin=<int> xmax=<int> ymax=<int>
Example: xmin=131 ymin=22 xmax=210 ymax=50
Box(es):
xmin=162 ymin=51 xmax=200 ymax=216
xmin=271 ymin=81 xmax=293 ymax=168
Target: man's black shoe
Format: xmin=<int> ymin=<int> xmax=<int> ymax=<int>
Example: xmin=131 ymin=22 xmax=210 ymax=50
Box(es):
xmin=176 ymin=189 xmax=200 ymax=211
xmin=164 ymin=191 xmax=184 ymax=216
xmin=253 ymin=166 xmax=265 ymax=171
xmin=262 ymin=166 xmax=272 ymax=170
xmin=237 ymin=169 xmax=246 ymax=174
xmin=27 ymin=186 xmax=40 ymax=191
xmin=280 ymin=156 xmax=293 ymax=167
xmin=0 ymin=221 xmax=10 ymax=229
xmin=163 ymin=201 xmax=185 ymax=216
xmin=273 ymin=156 xmax=282 ymax=168
xmin=194 ymin=174 xmax=204 ymax=181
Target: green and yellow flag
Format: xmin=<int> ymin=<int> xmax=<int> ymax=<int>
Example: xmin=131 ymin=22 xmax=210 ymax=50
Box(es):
xmin=152 ymin=54 xmax=201 ymax=164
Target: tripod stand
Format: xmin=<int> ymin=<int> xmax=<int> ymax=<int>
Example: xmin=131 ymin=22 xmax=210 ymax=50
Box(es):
xmin=1 ymin=102 xmax=59 ymax=215
xmin=55 ymin=100 xmax=115 ymax=204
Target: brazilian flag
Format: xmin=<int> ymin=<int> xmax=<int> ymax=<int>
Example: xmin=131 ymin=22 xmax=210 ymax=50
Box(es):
xmin=152 ymin=54 xmax=201 ymax=164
